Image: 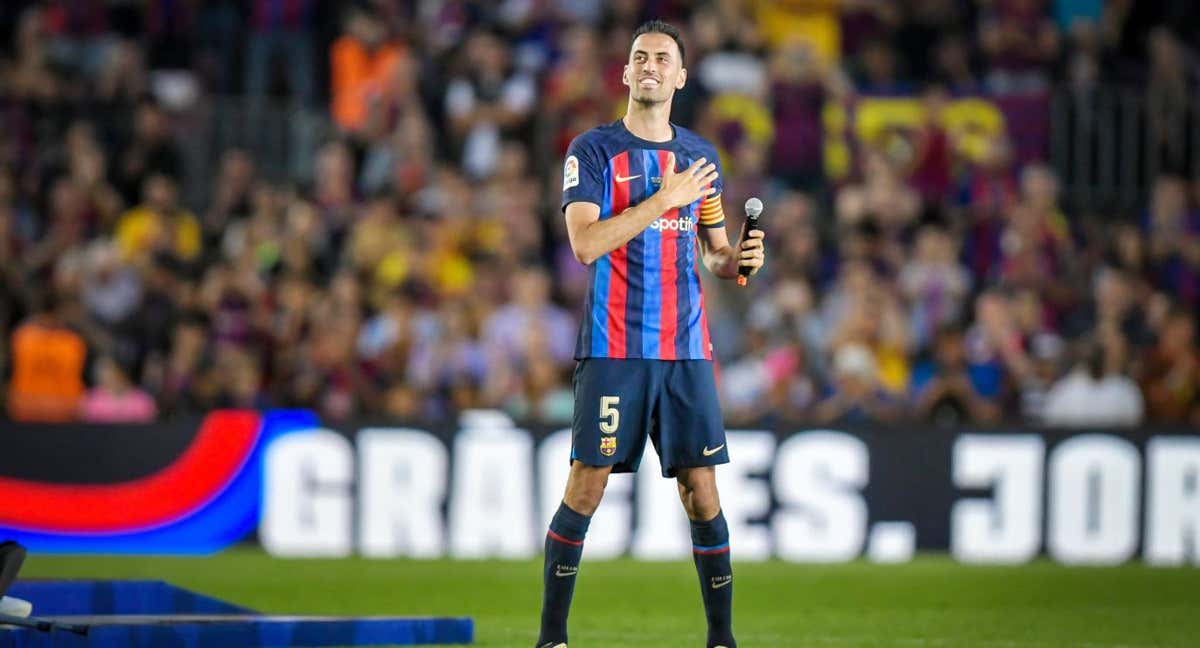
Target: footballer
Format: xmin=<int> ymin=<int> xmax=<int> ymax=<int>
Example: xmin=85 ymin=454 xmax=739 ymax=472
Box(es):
xmin=536 ymin=19 xmax=766 ymax=648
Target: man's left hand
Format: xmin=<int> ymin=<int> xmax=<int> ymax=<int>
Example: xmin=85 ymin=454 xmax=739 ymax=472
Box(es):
xmin=737 ymin=229 xmax=766 ymax=275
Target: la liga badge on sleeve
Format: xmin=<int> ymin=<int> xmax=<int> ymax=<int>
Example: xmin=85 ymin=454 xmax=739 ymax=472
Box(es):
xmin=563 ymin=155 xmax=579 ymax=190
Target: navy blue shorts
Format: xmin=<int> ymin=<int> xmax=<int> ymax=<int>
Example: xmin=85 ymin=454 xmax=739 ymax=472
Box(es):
xmin=571 ymin=358 xmax=728 ymax=478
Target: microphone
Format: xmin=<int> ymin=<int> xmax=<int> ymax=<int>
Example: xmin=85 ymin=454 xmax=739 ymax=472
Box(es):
xmin=737 ymin=197 xmax=763 ymax=286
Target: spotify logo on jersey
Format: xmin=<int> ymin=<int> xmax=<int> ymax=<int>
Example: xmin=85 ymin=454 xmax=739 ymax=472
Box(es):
xmin=650 ymin=216 xmax=695 ymax=232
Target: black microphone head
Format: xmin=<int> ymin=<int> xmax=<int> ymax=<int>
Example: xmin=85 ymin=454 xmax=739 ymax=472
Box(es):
xmin=744 ymin=197 xmax=763 ymax=218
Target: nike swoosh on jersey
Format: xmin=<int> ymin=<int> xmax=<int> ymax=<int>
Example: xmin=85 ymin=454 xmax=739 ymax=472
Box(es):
xmin=702 ymin=444 xmax=725 ymax=457
xmin=615 ymin=174 xmax=641 ymax=183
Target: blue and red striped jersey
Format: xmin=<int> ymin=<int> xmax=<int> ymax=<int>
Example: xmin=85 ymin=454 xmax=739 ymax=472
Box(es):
xmin=562 ymin=120 xmax=726 ymax=361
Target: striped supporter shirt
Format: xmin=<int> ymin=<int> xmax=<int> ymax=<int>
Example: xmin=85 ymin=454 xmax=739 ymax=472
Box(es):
xmin=561 ymin=120 xmax=726 ymax=361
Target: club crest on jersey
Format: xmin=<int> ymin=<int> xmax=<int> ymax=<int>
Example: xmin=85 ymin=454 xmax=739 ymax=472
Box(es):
xmin=563 ymin=155 xmax=580 ymax=190
xmin=600 ymin=436 xmax=617 ymax=457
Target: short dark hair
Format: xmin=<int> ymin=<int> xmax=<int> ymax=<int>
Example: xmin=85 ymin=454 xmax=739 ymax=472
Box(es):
xmin=631 ymin=20 xmax=685 ymax=65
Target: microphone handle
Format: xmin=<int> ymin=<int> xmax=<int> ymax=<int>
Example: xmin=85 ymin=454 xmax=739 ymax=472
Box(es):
xmin=736 ymin=213 xmax=761 ymax=286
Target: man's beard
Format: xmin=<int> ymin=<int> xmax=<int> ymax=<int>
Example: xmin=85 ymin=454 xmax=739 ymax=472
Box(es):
xmin=632 ymin=89 xmax=669 ymax=106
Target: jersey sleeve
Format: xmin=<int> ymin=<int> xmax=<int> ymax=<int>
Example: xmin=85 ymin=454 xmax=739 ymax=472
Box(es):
xmin=561 ymin=135 xmax=606 ymax=211
xmin=697 ymin=142 xmax=726 ymax=228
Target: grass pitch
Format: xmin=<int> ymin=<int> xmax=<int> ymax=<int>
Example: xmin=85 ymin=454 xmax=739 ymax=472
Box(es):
xmin=20 ymin=548 xmax=1200 ymax=647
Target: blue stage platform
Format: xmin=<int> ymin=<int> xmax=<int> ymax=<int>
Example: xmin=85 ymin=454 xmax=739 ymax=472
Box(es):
xmin=0 ymin=581 xmax=473 ymax=647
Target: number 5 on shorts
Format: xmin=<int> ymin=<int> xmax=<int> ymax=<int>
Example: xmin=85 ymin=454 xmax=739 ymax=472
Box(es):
xmin=599 ymin=396 xmax=620 ymax=433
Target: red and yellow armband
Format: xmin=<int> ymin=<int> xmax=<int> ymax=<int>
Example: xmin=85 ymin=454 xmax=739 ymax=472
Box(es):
xmin=698 ymin=193 xmax=725 ymax=228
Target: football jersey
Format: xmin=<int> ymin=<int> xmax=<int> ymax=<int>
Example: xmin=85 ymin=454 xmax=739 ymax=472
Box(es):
xmin=562 ymin=120 xmax=726 ymax=361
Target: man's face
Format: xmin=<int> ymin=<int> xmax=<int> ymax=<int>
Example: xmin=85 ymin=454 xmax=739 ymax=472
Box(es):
xmin=624 ymin=33 xmax=686 ymax=105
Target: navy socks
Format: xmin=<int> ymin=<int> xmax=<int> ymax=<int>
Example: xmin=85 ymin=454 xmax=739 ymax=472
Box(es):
xmin=537 ymin=504 xmax=734 ymax=647
xmin=537 ymin=502 xmax=591 ymax=646
xmin=691 ymin=510 xmax=736 ymax=648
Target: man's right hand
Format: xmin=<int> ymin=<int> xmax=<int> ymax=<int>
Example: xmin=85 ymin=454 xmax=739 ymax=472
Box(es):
xmin=656 ymin=152 xmax=718 ymax=210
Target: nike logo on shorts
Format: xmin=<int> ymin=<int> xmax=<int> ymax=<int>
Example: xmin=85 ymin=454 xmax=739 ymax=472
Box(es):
xmin=702 ymin=444 xmax=725 ymax=457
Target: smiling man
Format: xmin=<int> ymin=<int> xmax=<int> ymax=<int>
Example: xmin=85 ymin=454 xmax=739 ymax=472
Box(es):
xmin=535 ymin=20 xmax=765 ymax=648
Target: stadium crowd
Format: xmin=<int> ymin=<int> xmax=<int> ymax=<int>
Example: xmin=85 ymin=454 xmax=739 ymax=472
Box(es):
xmin=2 ymin=0 xmax=1199 ymax=427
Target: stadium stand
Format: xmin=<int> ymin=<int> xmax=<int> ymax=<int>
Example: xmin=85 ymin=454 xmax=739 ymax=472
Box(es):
xmin=1 ymin=0 xmax=1198 ymax=428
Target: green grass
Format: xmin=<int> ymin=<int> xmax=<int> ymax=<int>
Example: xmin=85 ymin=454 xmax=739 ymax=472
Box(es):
xmin=19 ymin=549 xmax=1200 ymax=647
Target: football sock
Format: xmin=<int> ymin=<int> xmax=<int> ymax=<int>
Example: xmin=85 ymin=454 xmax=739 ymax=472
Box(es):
xmin=691 ymin=510 xmax=736 ymax=648
xmin=537 ymin=502 xmax=591 ymax=646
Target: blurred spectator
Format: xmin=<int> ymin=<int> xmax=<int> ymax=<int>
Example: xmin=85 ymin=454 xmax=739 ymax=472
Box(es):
xmin=1043 ymin=339 xmax=1144 ymax=427
xmin=767 ymin=41 xmax=845 ymax=191
xmin=1144 ymin=28 xmax=1193 ymax=174
xmin=153 ymin=311 xmax=209 ymax=416
xmin=502 ymin=354 xmax=574 ymax=424
xmin=94 ymin=37 xmax=147 ymax=106
xmin=445 ymin=29 xmax=536 ymax=178
xmin=997 ymin=165 xmax=1073 ymax=303
xmin=855 ymin=39 xmax=906 ymax=94
xmin=312 ymin=140 xmax=360 ymax=245
xmin=113 ymin=100 xmax=183 ymax=207
xmin=1138 ymin=308 xmax=1199 ymax=423
xmin=331 ymin=4 xmax=405 ymax=134
xmin=721 ymin=324 xmax=812 ymax=425
xmin=80 ymin=241 xmax=142 ymax=328
xmin=1061 ymin=266 xmax=1152 ymax=346
xmin=203 ymin=149 xmax=257 ymax=249
xmin=1144 ymin=175 xmax=1200 ymax=306
xmin=906 ymin=85 xmax=954 ymax=205
xmin=1062 ymin=10 xmax=1102 ymax=94
xmin=894 ymin=0 xmax=967 ymax=85
xmin=753 ymin=0 xmax=840 ymax=65
xmin=359 ymin=56 xmax=434 ymax=196
xmin=723 ymin=140 xmax=776 ymax=222
xmin=80 ymin=355 xmax=157 ymax=423
xmin=6 ymin=293 xmax=87 ymax=422
xmin=979 ymin=0 xmax=1061 ymax=94
xmin=408 ymin=301 xmax=489 ymax=416
xmin=1020 ymin=330 xmax=1067 ymax=420
xmin=764 ymin=192 xmax=823 ymax=285
xmin=347 ymin=197 xmax=415 ymax=301
xmin=114 ymin=174 xmax=201 ymax=266
xmin=900 ymin=223 xmax=972 ymax=351
xmin=42 ymin=0 xmax=111 ymax=79
xmin=211 ymin=347 xmax=271 ymax=410
xmin=483 ymin=268 xmax=576 ymax=368
xmin=51 ymin=120 xmax=123 ymax=233
xmin=813 ymin=343 xmax=902 ymax=424
xmin=543 ymin=23 xmax=613 ymax=150
xmin=24 ymin=178 xmax=90 ymax=283
xmin=822 ymin=260 xmax=911 ymax=395
xmin=933 ymin=33 xmax=981 ymax=93
xmin=961 ymin=138 xmax=1019 ymax=282
xmin=192 ymin=0 xmax=242 ymax=94
xmin=691 ymin=7 xmax=767 ymax=98
xmin=246 ymin=0 xmax=316 ymax=108
xmin=840 ymin=0 xmax=900 ymax=61
xmin=911 ymin=326 xmax=1002 ymax=425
